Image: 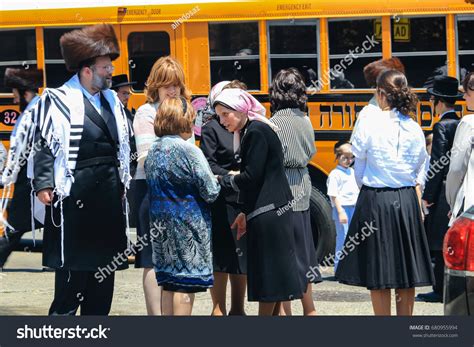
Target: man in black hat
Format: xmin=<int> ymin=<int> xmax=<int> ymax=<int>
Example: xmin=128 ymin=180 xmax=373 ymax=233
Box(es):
xmin=111 ymin=74 xmax=136 ymax=120
xmin=418 ymin=76 xmax=462 ymax=303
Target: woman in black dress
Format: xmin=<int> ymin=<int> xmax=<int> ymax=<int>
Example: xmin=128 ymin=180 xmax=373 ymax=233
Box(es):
xmin=200 ymin=80 xmax=248 ymax=316
xmin=214 ymin=88 xmax=304 ymax=315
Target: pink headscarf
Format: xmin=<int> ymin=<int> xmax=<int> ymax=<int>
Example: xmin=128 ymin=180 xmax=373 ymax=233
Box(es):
xmin=209 ymin=80 xmax=231 ymax=105
xmin=213 ymin=88 xmax=278 ymax=152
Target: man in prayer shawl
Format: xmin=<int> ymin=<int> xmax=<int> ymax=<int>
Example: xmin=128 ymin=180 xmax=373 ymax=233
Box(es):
xmin=0 ymin=68 xmax=43 ymax=268
xmin=25 ymin=24 xmax=131 ymax=315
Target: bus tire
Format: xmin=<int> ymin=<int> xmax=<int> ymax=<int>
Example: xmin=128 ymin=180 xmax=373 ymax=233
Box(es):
xmin=309 ymin=187 xmax=336 ymax=264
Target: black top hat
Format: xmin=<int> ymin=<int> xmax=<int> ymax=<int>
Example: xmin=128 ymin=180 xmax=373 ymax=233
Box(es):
xmin=111 ymin=74 xmax=136 ymax=89
xmin=427 ymin=75 xmax=463 ymax=98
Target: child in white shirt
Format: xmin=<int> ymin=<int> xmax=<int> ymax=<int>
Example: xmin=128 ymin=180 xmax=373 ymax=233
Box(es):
xmin=326 ymin=141 xmax=360 ymax=271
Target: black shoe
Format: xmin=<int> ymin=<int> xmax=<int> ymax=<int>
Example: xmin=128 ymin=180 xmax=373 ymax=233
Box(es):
xmin=0 ymin=232 xmax=22 ymax=267
xmin=415 ymin=291 xmax=443 ymax=303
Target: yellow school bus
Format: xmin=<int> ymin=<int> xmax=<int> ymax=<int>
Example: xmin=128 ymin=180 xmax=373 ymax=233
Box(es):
xmin=1 ymin=0 xmax=473 ymax=258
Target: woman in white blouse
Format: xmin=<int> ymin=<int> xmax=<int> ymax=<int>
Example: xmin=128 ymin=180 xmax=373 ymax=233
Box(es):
xmin=446 ymin=72 xmax=474 ymax=224
xmin=336 ymin=69 xmax=434 ymax=316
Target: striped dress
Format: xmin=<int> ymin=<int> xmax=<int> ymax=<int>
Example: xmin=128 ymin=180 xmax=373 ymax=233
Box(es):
xmin=269 ymin=108 xmax=316 ymax=212
xmin=270 ymin=108 xmax=321 ymax=286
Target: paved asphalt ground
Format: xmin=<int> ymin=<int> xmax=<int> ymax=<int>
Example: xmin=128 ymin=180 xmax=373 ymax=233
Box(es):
xmin=1 ymin=250 xmax=443 ymax=316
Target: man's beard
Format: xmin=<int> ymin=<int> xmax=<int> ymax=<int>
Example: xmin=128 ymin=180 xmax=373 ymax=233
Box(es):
xmin=92 ymin=73 xmax=111 ymax=91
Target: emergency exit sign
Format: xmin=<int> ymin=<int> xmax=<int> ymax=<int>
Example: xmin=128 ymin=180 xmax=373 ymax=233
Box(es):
xmin=374 ymin=18 xmax=410 ymax=42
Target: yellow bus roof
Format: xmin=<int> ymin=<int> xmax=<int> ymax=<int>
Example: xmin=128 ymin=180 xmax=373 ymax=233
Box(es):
xmin=1 ymin=0 xmax=473 ymax=28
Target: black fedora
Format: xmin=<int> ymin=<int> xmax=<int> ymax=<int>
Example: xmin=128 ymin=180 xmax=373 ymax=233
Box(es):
xmin=111 ymin=74 xmax=136 ymax=89
xmin=427 ymin=75 xmax=463 ymax=98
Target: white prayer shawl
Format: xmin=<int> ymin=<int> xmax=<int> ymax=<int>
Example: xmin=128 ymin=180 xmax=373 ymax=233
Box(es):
xmin=0 ymin=96 xmax=40 ymax=234
xmin=36 ymin=74 xmax=132 ymax=197
xmin=1 ymin=96 xmax=40 ymax=185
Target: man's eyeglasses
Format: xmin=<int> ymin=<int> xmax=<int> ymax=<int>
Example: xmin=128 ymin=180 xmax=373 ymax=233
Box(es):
xmin=340 ymin=155 xmax=355 ymax=162
xmin=91 ymin=65 xmax=115 ymax=73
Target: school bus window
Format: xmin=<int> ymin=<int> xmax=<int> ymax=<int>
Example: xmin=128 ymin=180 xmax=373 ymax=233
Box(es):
xmin=328 ymin=18 xmax=382 ymax=89
xmin=209 ymin=22 xmax=260 ymax=90
xmin=128 ymin=31 xmax=171 ymax=91
xmin=456 ymin=16 xmax=474 ymax=83
xmin=391 ymin=16 xmax=447 ymax=88
xmin=44 ymin=27 xmax=78 ymax=88
xmin=0 ymin=29 xmax=36 ymax=93
xmin=268 ymin=21 xmax=318 ymax=89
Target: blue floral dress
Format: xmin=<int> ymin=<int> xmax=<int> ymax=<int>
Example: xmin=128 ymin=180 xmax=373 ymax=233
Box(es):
xmin=145 ymin=135 xmax=220 ymax=292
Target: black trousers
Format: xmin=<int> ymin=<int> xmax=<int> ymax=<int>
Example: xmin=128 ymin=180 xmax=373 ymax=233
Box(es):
xmin=49 ymin=270 xmax=115 ymax=315
xmin=432 ymin=250 xmax=445 ymax=296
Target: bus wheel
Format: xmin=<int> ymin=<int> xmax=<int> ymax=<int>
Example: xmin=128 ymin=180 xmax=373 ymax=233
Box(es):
xmin=309 ymin=187 xmax=336 ymax=265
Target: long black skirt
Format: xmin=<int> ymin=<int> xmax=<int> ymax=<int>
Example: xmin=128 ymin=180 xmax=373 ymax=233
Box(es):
xmin=247 ymin=209 xmax=303 ymax=302
xmin=134 ymin=180 xmax=153 ymax=268
xmin=293 ymin=209 xmax=321 ymax=287
xmin=211 ymin=195 xmax=247 ymax=274
xmin=335 ymin=185 xmax=434 ymax=290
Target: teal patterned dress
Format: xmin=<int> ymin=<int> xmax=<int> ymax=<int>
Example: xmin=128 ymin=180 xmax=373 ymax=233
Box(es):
xmin=145 ymin=135 xmax=220 ymax=292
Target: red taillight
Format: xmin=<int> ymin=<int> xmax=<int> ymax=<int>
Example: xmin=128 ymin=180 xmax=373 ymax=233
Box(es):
xmin=443 ymin=217 xmax=474 ymax=270
xmin=467 ymin=221 xmax=474 ymax=271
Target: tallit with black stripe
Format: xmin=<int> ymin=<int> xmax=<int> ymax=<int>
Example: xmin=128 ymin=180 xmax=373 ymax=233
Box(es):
xmin=32 ymin=74 xmax=132 ymax=198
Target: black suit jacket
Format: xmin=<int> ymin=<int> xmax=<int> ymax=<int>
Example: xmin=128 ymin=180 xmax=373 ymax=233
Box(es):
xmin=422 ymin=111 xmax=460 ymax=250
xmin=200 ymin=118 xmax=239 ymax=175
xmin=423 ymin=111 xmax=460 ymax=203
xmin=200 ymin=118 xmax=240 ymax=203
xmin=34 ymin=95 xmax=119 ymax=192
xmin=33 ymin=96 xmax=128 ymax=271
xmin=220 ymin=120 xmax=293 ymax=216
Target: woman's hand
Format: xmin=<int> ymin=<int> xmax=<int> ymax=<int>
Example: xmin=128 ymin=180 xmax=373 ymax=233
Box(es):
xmin=37 ymin=188 xmax=54 ymax=206
xmin=422 ymin=199 xmax=434 ymax=208
xmin=231 ymin=213 xmax=247 ymax=240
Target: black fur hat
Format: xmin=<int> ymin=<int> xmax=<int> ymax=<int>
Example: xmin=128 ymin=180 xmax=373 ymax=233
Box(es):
xmin=4 ymin=68 xmax=43 ymax=90
xmin=60 ymin=24 xmax=120 ymax=72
